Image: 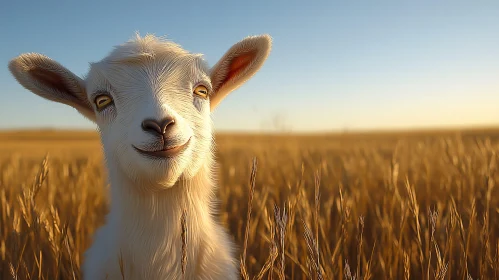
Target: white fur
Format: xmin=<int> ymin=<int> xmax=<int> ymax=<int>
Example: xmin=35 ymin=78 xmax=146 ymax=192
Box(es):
xmin=8 ymin=33 xmax=272 ymax=279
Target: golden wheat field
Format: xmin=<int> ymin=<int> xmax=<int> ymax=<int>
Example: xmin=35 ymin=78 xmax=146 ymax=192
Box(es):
xmin=1 ymin=128 xmax=499 ymax=280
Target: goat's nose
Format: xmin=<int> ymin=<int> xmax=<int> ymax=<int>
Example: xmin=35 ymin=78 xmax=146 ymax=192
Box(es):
xmin=141 ymin=118 xmax=175 ymax=136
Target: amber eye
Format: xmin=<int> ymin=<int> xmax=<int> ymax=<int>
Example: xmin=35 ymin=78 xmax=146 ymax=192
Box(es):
xmin=94 ymin=94 xmax=113 ymax=111
xmin=193 ymin=85 xmax=209 ymax=99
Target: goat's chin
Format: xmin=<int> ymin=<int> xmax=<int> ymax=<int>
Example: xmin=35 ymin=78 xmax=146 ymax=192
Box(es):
xmin=118 ymin=152 xmax=188 ymax=191
xmin=142 ymin=176 xmax=180 ymax=191
xmin=109 ymin=143 xmax=202 ymax=192
xmin=125 ymin=167 xmax=183 ymax=192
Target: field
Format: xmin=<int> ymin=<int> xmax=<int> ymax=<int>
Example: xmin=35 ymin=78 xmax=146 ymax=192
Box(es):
xmin=1 ymin=128 xmax=499 ymax=280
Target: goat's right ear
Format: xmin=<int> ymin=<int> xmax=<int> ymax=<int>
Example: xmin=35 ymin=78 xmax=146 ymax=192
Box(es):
xmin=8 ymin=53 xmax=96 ymax=122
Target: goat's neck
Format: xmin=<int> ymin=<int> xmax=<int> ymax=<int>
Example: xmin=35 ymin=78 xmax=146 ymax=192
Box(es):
xmin=94 ymin=160 xmax=226 ymax=278
xmin=106 ymin=162 xmax=216 ymax=237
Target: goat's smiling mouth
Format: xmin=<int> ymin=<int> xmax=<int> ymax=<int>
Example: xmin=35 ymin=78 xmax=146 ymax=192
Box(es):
xmin=133 ymin=137 xmax=191 ymax=159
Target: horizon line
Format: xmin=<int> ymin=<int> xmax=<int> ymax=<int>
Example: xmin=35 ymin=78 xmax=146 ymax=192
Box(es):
xmin=2 ymin=124 xmax=499 ymax=135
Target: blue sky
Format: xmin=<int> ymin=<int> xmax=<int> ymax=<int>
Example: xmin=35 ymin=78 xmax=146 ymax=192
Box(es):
xmin=1 ymin=0 xmax=498 ymax=132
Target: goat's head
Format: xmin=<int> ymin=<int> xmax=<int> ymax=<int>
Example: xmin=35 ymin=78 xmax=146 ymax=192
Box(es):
xmin=8 ymin=33 xmax=272 ymax=190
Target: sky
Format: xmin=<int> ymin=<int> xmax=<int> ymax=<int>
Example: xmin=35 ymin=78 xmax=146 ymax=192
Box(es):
xmin=1 ymin=0 xmax=498 ymax=132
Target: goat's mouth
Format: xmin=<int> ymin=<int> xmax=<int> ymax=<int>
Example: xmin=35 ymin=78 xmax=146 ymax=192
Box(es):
xmin=133 ymin=137 xmax=191 ymax=159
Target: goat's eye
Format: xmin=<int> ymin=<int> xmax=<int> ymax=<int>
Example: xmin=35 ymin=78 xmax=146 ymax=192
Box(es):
xmin=94 ymin=94 xmax=113 ymax=111
xmin=193 ymin=85 xmax=209 ymax=99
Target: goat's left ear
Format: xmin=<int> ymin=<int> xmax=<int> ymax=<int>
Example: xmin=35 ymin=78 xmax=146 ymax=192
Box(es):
xmin=209 ymin=34 xmax=272 ymax=111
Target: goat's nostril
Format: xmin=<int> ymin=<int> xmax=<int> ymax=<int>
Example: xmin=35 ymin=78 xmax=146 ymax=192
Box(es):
xmin=141 ymin=119 xmax=162 ymax=135
xmin=142 ymin=118 xmax=175 ymax=136
xmin=160 ymin=118 xmax=175 ymax=134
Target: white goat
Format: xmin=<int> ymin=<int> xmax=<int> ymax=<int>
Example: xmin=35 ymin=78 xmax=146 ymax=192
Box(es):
xmin=8 ymin=33 xmax=272 ymax=279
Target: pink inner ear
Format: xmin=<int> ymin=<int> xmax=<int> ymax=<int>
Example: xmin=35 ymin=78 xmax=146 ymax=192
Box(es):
xmin=29 ymin=67 xmax=73 ymax=95
xmin=221 ymin=51 xmax=257 ymax=86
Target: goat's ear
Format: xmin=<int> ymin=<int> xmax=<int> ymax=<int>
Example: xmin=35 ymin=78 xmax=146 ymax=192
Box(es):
xmin=209 ymin=34 xmax=272 ymax=111
xmin=8 ymin=53 xmax=96 ymax=122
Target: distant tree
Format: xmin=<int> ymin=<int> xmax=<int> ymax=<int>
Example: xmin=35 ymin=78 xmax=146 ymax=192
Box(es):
xmin=259 ymin=112 xmax=293 ymax=133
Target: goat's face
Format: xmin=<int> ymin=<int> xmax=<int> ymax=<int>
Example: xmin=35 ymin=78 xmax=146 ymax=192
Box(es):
xmin=85 ymin=51 xmax=213 ymax=189
xmin=9 ymin=34 xmax=272 ymax=190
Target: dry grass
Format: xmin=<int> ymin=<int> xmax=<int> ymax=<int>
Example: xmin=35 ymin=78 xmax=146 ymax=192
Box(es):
xmin=1 ymin=128 xmax=499 ymax=279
